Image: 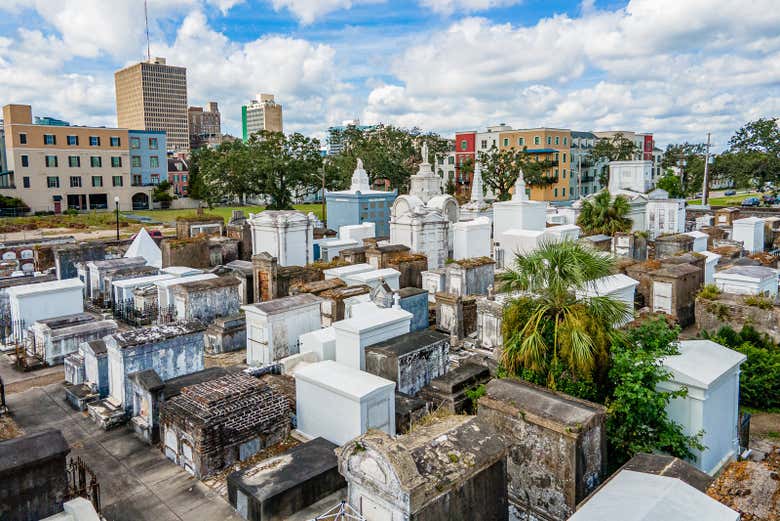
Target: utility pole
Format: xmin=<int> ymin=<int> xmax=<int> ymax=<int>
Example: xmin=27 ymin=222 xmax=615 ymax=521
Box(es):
xmin=702 ymin=132 xmax=711 ymax=205
xmin=321 ymin=167 xmax=326 ymax=226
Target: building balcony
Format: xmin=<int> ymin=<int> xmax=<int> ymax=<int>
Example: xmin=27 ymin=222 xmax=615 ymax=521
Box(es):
xmin=0 ymin=184 xmax=17 ymax=189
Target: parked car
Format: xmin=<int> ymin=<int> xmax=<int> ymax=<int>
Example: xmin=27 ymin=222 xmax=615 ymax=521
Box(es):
xmin=763 ymin=195 xmax=778 ymax=205
xmin=130 ymin=229 xmax=164 ymax=240
xmin=741 ymin=197 xmax=761 ymax=207
xmin=724 ymin=189 xmax=737 ymax=196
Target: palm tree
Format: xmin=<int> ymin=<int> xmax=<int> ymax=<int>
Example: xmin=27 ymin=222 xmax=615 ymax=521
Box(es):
xmin=498 ymin=239 xmax=628 ymax=389
xmin=577 ymin=190 xmax=633 ymax=236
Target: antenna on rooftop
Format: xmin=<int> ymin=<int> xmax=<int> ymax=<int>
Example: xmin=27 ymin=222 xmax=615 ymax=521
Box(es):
xmin=144 ymin=0 xmax=151 ymax=62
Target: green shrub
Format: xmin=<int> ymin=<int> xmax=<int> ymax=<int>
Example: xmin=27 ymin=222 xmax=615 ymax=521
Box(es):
xmin=64 ymin=208 xmax=79 ymax=216
xmin=704 ymin=325 xmax=780 ymax=409
xmin=743 ymin=295 xmax=774 ymax=309
xmin=698 ymin=284 xmax=721 ymax=300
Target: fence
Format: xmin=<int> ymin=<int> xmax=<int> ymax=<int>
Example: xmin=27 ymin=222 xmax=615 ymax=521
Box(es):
xmin=112 ymin=299 xmax=176 ymax=327
xmin=66 ymin=456 xmax=101 ymax=513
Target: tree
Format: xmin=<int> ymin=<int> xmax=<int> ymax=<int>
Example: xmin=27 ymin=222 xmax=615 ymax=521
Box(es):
xmin=152 ymin=180 xmax=173 ymax=207
xmin=498 ymin=240 xmax=627 ymax=390
xmin=606 ymin=317 xmax=705 ymax=467
xmin=478 ymin=146 xmax=556 ymax=201
xmin=577 ymin=191 xmax=633 ymax=235
xmin=660 ymin=143 xmax=707 ymax=195
xmin=591 ymin=133 xmax=639 ymax=185
xmin=197 ymin=140 xmax=255 ymax=206
xmin=655 ymin=170 xmax=685 ymax=198
xmin=716 ymin=118 xmax=780 ymax=188
xmin=248 ymin=131 xmax=323 ymax=210
xmin=324 ymin=125 xmax=449 ymax=193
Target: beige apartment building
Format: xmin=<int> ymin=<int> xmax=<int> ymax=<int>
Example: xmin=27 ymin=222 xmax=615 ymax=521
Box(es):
xmin=241 ymin=94 xmax=283 ymax=141
xmin=188 ymin=102 xmax=221 ymax=149
xmin=115 ymin=57 xmax=189 ymax=152
xmin=499 ymin=128 xmax=573 ymax=201
xmin=1 ymin=104 xmax=153 ymax=213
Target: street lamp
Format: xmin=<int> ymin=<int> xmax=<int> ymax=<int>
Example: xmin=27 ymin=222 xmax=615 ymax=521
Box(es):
xmin=114 ymin=196 xmax=120 ymax=241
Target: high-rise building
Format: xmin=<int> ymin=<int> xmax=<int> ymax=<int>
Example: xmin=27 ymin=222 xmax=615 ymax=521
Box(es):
xmin=326 ymin=119 xmax=374 ymax=155
xmin=241 ymin=94 xmax=283 ymax=141
xmin=115 ymin=57 xmax=189 ymax=153
xmin=2 ymin=104 xmax=154 ymax=213
xmin=188 ymin=102 xmax=221 ymax=149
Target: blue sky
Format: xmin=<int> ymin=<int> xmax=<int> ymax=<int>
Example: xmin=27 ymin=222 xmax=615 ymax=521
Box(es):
xmin=0 ymin=0 xmax=778 ymax=150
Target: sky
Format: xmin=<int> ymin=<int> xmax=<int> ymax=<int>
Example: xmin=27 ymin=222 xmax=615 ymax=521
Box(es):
xmin=0 ymin=0 xmax=778 ymax=151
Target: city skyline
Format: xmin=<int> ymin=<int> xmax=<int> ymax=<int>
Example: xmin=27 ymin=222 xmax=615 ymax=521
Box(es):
xmin=0 ymin=0 xmax=777 ymax=151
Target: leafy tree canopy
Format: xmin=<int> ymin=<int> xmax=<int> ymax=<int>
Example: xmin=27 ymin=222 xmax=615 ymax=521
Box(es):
xmin=477 ymin=146 xmax=556 ymax=201
xmin=655 ymin=170 xmax=686 ymax=198
xmin=577 ymin=191 xmax=633 ymax=236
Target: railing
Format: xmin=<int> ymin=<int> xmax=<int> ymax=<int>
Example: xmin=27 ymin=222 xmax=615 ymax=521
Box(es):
xmin=66 ymin=456 xmax=101 ymax=513
xmin=0 ymin=185 xmax=17 ymax=189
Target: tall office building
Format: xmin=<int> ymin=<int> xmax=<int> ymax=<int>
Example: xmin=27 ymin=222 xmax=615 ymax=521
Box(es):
xmin=115 ymin=57 xmax=189 ymax=152
xmin=241 ymin=94 xmax=283 ymax=141
xmin=188 ymin=102 xmax=221 ymax=149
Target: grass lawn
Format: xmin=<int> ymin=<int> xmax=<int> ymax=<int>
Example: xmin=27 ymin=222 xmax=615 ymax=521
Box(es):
xmin=688 ymin=192 xmax=760 ymax=206
xmin=0 ymin=211 xmax=133 ymax=233
xmin=131 ymin=203 xmax=326 ymax=224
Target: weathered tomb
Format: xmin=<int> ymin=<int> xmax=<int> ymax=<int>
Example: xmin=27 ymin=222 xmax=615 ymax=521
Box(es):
xmin=713 ymin=265 xmax=779 ymax=297
xmin=6 ymin=278 xmax=84 ymax=341
xmin=171 ymin=275 xmax=242 ymax=323
xmin=175 ymin=214 xmax=223 ymax=239
xmin=478 ymin=378 xmax=607 ymax=521
xmin=227 ymin=437 xmax=345 ymax=521
xmin=319 ymin=284 xmax=371 ymax=326
xmin=654 ymin=233 xmax=694 ymax=259
xmin=63 ymin=339 xmax=109 ymax=410
xmin=31 ymin=313 xmax=117 ymax=366
xmin=435 ymin=292 xmax=477 ymax=340
xmin=336 ymin=415 xmax=508 ymax=521
xmin=365 ymin=329 xmax=449 ymax=396
xmin=418 ymin=361 xmax=490 ymax=414
xmin=160 ymin=373 xmax=290 ymax=478
xmin=649 ymin=263 xmax=702 ymax=326
xmin=333 ymin=307 xmax=412 ymax=370
xmin=83 ymin=257 xmax=148 ymax=301
xmin=445 ymin=256 xmax=495 ymax=297
xmin=204 ymin=314 xmax=246 ymax=354
xmin=242 ymin=294 xmax=323 ymax=366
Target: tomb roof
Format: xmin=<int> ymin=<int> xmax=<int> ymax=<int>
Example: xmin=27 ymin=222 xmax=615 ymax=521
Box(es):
xmin=242 ymin=293 xmax=323 ymax=315
xmin=5 ymin=277 xmax=83 ymax=297
xmin=112 ymin=274 xmax=174 ymax=289
xmin=171 ymin=275 xmax=241 ymax=293
xmin=662 ymin=340 xmax=746 ymax=389
xmin=295 ymin=360 xmax=395 ymax=400
xmin=113 ymin=320 xmax=206 ymax=348
xmin=715 ymin=265 xmax=778 ymax=280
xmin=332 ymin=307 xmax=411 ymax=333
xmin=35 ymin=312 xmax=94 ymax=329
xmin=83 ymin=339 xmax=107 ymax=356
xmin=367 ymin=329 xmax=449 ymax=358
xmin=481 ymin=378 xmax=605 ymax=434
xmin=224 ymin=260 xmax=253 ymax=274
xmin=86 ymin=257 xmax=146 ymax=270
xmin=128 ymin=368 xmax=164 ymax=391
xmin=619 ymin=453 xmax=713 ymax=492
xmin=0 ymin=429 xmax=69 ymax=474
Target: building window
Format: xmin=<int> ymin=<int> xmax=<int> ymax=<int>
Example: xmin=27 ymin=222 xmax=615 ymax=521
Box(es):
xmin=92 ymin=176 xmax=103 ymax=187
xmin=546 ymin=136 xmax=552 ymax=145
xmin=518 ymin=137 xmax=525 ymax=146
xmin=130 ymin=137 xmax=140 ymax=149
xmin=448 ymin=156 xmax=454 ymax=165
xmin=110 ymin=137 xmax=121 ymax=147
xmin=131 ymin=156 xmax=141 ymax=168
xmin=47 ymin=176 xmax=59 ymax=188
xmin=70 ymin=176 xmax=82 ymax=188
xmin=481 ymin=140 xmax=487 ymax=149
xmin=563 ymin=153 xmax=567 ymax=163
xmin=182 ymin=175 xmax=187 ymax=182
xmin=23 ymin=177 xmax=30 ymax=188
xmin=90 ymin=156 xmax=102 ymax=167
xmin=173 ymin=175 xmax=178 ymax=182
xmin=563 ymin=137 xmax=568 ymax=145
xmin=563 ymin=169 xmax=566 ymax=177
xmin=554 ymin=188 xmax=558 ymax=197
xmin=151 ymin=174 xmax=160 ymax=184
xmin=44 ymin=134 xmax=56 ymax=145
xmin=21 ymin=155 xmax=29 ymax=167
xmin=19 ymin=133 xmax=27 ymax=144
xmin=111 ymin=157 xmax=122 ymax=168
xmin=555 ymin=136 xmax=559 ymax=145
xmin=89 ymin=136 xmax=100 ymax=146
xmin=534 ymin=136 xmax=540 ymax=145
xmin=148 ymin=137 xmax=158 ymax=149
xmin=554 ymin=168 xmax=559 ymax=176
xmin=503 ymin=138 xmax=509 ymax=147
xmin=67 ymin=135 xmax=79 ymax=146
xmin=149 ymin=156 xmax=159 ymax=168
xmin=458 ymin=140 xmax=466 ymax=151
xmin=68 ymin=156 xmax=80 ymax=167
xmin=45 ymin=155 xmax=58 ymax=167
xmin=562 ymin=187 xmax=566 ymax=197
xmin=112 ymin=176 xmax=123 ymax=187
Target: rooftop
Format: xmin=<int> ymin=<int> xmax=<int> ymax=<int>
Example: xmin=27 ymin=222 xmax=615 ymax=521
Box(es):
xmin=0 ymin=429 xmax=69 ymax=474
xmin=6 ymin=277 xmax=83 ymax=296
xmin=333 ymin=307 xmax=411 ymax=334
xmin=171 ymin=275 xmax=241 ymax=293
xmin=367 ymin=329 xmax=449 ymax=358
xmin=482 ymin=378 xmax=605 ymax=433
xmin=295 ymin=360 xmax=395 ymax=400
xmin=242 ymin=293 xmax=323 ymax=315
xmin=569 ymin=470 xmax=739 ymax=521
xmin=661 ymin=340 xmax=746 ymax=389
xmin=113 ymin=321 xmax=206 ymax=348
xmin=715 ymin=265 xmax=779 ymax=280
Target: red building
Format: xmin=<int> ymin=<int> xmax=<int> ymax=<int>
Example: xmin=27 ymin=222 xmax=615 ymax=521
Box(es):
xmin=454 ymin=130 xmax=476 ymax=195
xmin=167 ymin=156 xmax=189 ymax=196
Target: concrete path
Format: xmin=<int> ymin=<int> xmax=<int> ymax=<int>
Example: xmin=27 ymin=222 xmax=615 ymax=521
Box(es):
xmin=6 ymin=383 xmax=243 ymax=521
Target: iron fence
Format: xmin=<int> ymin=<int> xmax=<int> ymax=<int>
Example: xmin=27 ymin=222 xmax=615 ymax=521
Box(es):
xmin=66 ymin=456 xmax=101 ymax=513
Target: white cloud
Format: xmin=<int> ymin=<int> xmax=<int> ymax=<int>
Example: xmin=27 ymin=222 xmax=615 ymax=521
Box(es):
xmin=269 ymin=0 xmax=383 ymax=25
xmin=420 ymin=0 xmax=521 ymax=15
xmin=363 ymin=0 xmax=780 ymax=148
